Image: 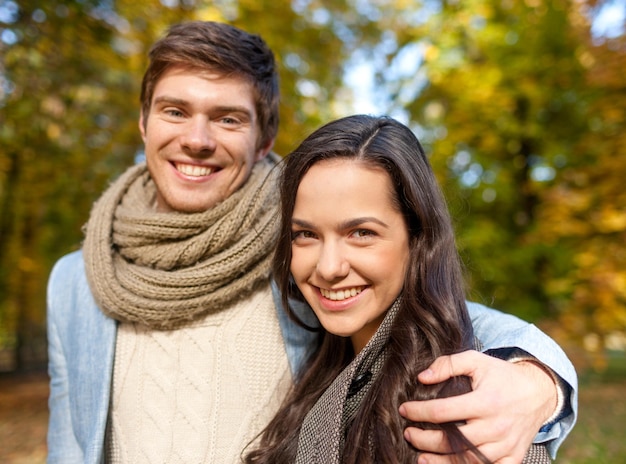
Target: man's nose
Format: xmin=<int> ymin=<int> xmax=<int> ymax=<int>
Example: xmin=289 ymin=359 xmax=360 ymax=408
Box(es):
xmin=180 ymin=118 xmax=217 ymax=155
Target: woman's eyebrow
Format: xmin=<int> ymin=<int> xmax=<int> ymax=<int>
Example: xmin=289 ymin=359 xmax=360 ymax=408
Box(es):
xmin=291 ymin=217 xmax=388 ymax=229
xmin=339 ymin=217 xmax=389 ymax=229
xmin=291 ymin=218 xmax=314 ymax=228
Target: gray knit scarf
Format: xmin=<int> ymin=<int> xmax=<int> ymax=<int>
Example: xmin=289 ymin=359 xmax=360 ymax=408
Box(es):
xmin=82 ymin=154 xmax=280 ymax=329
xmin=295 ymin=299 xmax=402 ymax=463
xmin=294 ymin=298 xmax=551 ymax=463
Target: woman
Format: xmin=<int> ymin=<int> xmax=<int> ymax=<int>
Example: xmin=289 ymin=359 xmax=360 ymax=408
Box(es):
xmin=245 ymin=115 xmax=550 ymax=463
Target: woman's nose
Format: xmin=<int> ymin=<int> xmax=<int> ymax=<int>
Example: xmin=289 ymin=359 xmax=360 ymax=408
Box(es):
xmin=315 ymin=242 xmax=350 ymax=282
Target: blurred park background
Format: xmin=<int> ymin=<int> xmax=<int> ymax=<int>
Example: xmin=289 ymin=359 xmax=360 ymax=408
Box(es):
xmin=0 ymin=0 xmax=624 ymax=462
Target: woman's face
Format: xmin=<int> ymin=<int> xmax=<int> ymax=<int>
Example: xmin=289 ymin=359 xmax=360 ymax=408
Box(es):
xmin=290 ymin=159 xmax=410 ymax=353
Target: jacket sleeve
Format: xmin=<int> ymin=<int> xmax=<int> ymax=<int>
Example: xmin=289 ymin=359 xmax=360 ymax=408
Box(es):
xmin=47 ymin=256 xmax=84 ymax=464
xmin=271 ymin=280 xmax=319 ymax=377
xmin=467 ymin=301 xmax=578 ymax=458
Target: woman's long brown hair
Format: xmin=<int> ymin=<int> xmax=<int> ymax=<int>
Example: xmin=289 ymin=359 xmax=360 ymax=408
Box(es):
xmin=245 ymin=115 xmax=491 ymax=464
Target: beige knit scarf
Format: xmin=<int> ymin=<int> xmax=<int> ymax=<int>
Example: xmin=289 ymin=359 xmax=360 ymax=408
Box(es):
xmin=82 ymin=154 xmax=280 ymax=329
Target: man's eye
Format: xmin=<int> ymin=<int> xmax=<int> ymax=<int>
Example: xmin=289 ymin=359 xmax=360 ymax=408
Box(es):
xmin=165 ymin=109 xmax=184 ymax=117
xmin=220 ymin=116 xmax=241 ymax=125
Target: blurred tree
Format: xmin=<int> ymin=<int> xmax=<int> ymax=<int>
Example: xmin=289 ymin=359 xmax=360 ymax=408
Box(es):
xmin=0 ymin=0 xmax=387 ymax=370
xmin=0 ymin=0 xmax=141 ymax=369
xmin=536 ymin=20 xmax=626 ymax=369
xmin=0 ymin=0 xmax=624 ymax=370
xmin=369 ymin=0 xmax=626 ymax=367
xmin=411 ymin=0 xmax=592 ymax=320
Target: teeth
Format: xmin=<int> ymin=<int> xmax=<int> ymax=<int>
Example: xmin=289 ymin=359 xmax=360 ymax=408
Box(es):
xmin=176 ymin=163 xmax=213 ymax=177
xmin=320 ymin=287 xmax=363 ymax=301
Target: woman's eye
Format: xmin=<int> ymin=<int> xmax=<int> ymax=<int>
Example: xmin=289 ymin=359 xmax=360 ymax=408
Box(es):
xmin=352 ymin=229 xmax=374 ymax=238
xmin=292 ymin=230 xmax=316 ymax=241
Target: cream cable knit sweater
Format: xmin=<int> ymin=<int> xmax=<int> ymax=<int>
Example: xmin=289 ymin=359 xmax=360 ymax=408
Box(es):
xmin=106 ymin=284 xmax=291 ymax=463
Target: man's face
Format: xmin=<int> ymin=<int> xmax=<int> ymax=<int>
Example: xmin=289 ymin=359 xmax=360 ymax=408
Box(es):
xmin=139 ymin=66 xmax=272 ymax=213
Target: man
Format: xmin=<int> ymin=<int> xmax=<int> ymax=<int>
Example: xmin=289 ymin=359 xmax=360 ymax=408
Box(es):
xmin=47 ymin=21 xmax=576 ymax=463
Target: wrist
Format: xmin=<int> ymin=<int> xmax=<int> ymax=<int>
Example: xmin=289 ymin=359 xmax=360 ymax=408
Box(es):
xmin=484 ymin=346 xmax=567 ymax=428
xmin=513 ymin=358 xmax=563 ymax=427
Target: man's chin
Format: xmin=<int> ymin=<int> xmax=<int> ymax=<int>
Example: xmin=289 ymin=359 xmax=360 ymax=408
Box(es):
xmin=155 ymin=194 xmax=223 ymax=214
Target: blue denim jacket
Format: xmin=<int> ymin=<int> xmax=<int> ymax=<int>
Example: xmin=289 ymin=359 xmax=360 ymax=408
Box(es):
xmin=47 ymin=251 xmax=577 ymax=463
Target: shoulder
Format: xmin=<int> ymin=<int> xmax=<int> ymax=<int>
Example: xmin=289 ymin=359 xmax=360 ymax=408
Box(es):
xmin=48 ymin=250 xmax=88 ymax=304
xmin=466 ymin=300 xmax=525 ymax=327
xmin=50 ymin=249 xmax=86 ymax=281
xmin=47 ymin=250 xmax=99 ymax=324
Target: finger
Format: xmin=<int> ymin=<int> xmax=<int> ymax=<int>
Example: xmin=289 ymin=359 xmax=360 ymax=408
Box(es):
xmin=426 ymin=432 xmax=528 ymax=464
xmin=455 ymin=420 xmax=505 ymax=448
xmin=415 ymin=452 xmax=455 ymax=464
xmin=403 ymin=421 xmax=501 ymax=456
xmin=416 ymin=448 xmax=494 ymax=464
xmin=403 ymin=427 xmax=452 ymax=455
xmin=414 ymin=414 xmax=533 ymax=463
xmin=415 ymin=453 xmax=488 ymax=464
xmin=405 ymin=424 xmax=525 ymax=464
xmin=400 ymin=391 xmax=483 ymax=424
xmin=416 ymin=440 xmax=512 ymax=464
xmin=418 ymin=350 xmax=481 ymax=384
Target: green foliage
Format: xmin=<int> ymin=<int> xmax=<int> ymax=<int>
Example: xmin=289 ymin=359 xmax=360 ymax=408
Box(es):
xmin=0 ymin=0 xmax=141 ymax=368
xmin=0 ymin=0 xmax=387 ymax=369
xmin=396 ymin=0 xmax=591 ymax=321
xmin=369 ymin=0 xmax=626 ymax=362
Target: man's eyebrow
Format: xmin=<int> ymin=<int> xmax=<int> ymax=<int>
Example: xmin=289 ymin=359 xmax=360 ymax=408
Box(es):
xmin=214 ymin=105 xmax=253 ymax=114
xmin=213 ymin=106 xmax=255 ymax=120
xmin=153 ymin=96 xmax=189 ymax=106
xmin=152 ymin=97 xmax=253 ymax=119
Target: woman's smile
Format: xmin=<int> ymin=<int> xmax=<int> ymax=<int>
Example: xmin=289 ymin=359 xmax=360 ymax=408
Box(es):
xmin=318 ymin=286 xmax=365 ymax=301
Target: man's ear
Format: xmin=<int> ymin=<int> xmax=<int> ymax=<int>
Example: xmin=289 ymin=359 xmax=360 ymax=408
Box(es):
xmin=138 ymin=112 xmax=147 ymax=142
xmin=256 ymin=137 xmax=275 ymax=161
